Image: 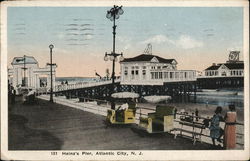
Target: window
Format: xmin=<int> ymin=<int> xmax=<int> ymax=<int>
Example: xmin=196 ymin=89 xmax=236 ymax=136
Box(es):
xmin=143 ymin=66 xmax=146 ymax=69
xmin=170 ymin=72 xmax=173 ymax=78
xmin=151 ymin=72 xmax=154 ymax=79
xmin=131 ymin=70 xmax=135 ymax=79
xmin=175 ymin=72 xmax=179 ymax=79
xmin=155 ymin=72 xmax=158 ymax=79
xmin=151 ymin=66 xmax=155 ymax=69
xmin=159 ymin=72 xmax=162 ymax=79
xmin=143 ymin=70 xmax=146 ymax=79
xmin=135 ymin=66 xmax=139 ymax=69
xmin=180 ymin=72 xmax=183 ymax=79
xmin=135 ymin=70 xmax=139 ymax=75
xmin=157 ymin=66 xmax=161 ymax=69
xmin=164 ymin=72 xmax=168 ymax=78
xmin=124 ymin=70 xmax=128 ymax=75
xmin=184 ymin=72 xmax=187 ymax=78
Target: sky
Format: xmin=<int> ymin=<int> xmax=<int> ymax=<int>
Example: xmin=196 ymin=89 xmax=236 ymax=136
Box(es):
xmin=7 ymin=7 xmax=243 ymax=77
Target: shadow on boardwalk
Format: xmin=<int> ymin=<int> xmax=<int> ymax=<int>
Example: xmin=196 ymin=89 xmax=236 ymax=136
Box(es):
xmin=8 ymin=97 xmax=222 ymax=150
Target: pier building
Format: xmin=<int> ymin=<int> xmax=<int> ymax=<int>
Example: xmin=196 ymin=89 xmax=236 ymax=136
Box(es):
xmin=120 ymin=54 xmax=196 ymax=85
xmin=8 ymin=56 xmax=57 ymax=90
xmin=197 ymin=51 xmax=244 ymax=89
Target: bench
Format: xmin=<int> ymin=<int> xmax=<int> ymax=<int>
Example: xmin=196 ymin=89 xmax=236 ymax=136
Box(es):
xmin=173 ymin=120 xmax=206 ymax=145
xmin=106 ymin=102 xmax=137 ymax=124
xmin=139 ymin=105 xmax=174 ymax=133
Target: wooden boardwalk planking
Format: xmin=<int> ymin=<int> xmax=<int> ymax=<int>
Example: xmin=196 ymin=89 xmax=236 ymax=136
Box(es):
xmin=8 ymin=97 xmax=219 ymax=150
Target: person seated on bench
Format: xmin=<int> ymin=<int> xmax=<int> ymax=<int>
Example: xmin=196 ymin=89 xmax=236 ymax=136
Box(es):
xmin=24 ymin=89 xmax=36 ymax=104
xmin=115 ymin=102 xmax=128 ymax=122
xmin=118 ymin=102 xmax=129 ymax=110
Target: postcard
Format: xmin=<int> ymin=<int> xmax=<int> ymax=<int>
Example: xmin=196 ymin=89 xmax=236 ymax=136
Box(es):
xmin=1 ymin=0 xmax=249 ymax=160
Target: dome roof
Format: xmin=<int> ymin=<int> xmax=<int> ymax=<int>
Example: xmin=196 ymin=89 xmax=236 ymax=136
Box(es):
xmin=11 ymin=56 xmax=38 ymax=65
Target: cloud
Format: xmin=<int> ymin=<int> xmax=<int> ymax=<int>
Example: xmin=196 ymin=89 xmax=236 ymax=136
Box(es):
xmin=141 ymin=34 xmax=203 ymax=49
xmin=85 ymin=35 xmax=93 ymax=39
xmin=141 ymin=35 xmax=173 ymax=44
xmin=176 ymin=35 xmax=203 ymax=49
xmin=117 ymin=36 xmax=132 ymax=50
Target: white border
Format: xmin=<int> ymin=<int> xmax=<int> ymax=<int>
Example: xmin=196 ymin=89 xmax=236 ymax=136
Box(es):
xmin=1 ymin=0 xmax=249 ymax=160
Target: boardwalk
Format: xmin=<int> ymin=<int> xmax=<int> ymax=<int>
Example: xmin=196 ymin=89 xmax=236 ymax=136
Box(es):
xmin=8 ymin=97 xmax=218 ymax=150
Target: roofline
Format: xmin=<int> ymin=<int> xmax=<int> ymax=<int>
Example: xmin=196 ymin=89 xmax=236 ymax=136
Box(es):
xmin=11 ymin=56 xmax=39 ymax=65
xmin=120 ymin=60 xmax=175 ymax=64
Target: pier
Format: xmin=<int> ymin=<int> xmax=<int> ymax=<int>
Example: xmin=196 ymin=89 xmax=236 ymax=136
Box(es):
xmin=34 ymin=78 xmax=197 ymax=103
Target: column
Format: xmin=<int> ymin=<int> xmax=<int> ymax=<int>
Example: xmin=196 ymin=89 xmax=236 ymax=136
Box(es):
xmin=17 ymin=67 xmax=22 ymax=86
xmin=35 ymin=74 xmax=38 ymax=88
xmin=12 ymin=68 xmax=18 ymax=88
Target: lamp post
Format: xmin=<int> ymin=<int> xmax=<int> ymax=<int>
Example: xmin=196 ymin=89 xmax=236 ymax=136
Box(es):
xmin=16 ymin=55 xmax=27 ymax=87
xmin=104 ymin=5 xmax=124 ymax=109
xmin=48 ymin=44 xmax=54 ymax=103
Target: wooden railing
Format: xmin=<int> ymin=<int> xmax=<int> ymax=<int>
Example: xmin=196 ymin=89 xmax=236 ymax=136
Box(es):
xmin=54 ymin=79 xmax=121 ymax=92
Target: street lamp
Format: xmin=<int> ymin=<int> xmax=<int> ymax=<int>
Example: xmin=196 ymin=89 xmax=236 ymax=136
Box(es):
xmin=48 ymin=44 xmax=55 ymax=103
xmin=16 ymin=55 xmax=27 ymax=87
xmin=104 ymin=5 xmax=124 ymax=109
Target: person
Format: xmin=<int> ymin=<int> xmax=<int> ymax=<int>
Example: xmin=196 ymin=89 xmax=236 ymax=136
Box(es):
xmin=224 ymin=104 xmax=237 ymax=149
xmin=174 ymin=107 xmax=177 ymax=119
xmin=24 ymin=89 xmax=36 ymax=104
xmin=120 ymin=102 xmax=129 ymax=110
xmin=209 ymin=106 xmax=224 ymax=146
xmin=195 ymin=108 xmax=199 ymax=121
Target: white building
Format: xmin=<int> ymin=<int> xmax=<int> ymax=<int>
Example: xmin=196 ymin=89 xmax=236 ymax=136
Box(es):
xmin=8 ymin=56 xmax=57 ymax=90
xmin=203 ymin=62 xmax=244 ymax=78
xmin=120 ymin=54 xmax=196 ymax=85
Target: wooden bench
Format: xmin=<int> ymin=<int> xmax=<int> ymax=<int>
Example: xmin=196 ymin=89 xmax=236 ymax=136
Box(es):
xmin=138 ymin=105 xmax=174 ymax=133
xmin=173 ymin=120 xmax=206 ymax=145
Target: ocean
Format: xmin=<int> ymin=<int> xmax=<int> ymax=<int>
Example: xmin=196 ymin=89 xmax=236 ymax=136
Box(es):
xmin=55 ymin=77 xmax=96 ymax=85
xmin=192 ymin=89 xmax=244 ymax=108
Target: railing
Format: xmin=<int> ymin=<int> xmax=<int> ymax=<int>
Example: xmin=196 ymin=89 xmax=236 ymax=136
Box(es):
xmin=173 ymin=112 xmax=244 ymax=147
xmin=53 ymin=78 xmax=121 ymax=92
xmin=38 ymin=95 xmax=111 ymax=116
xmin=135 ymin=107 xmax=243 ymax=147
